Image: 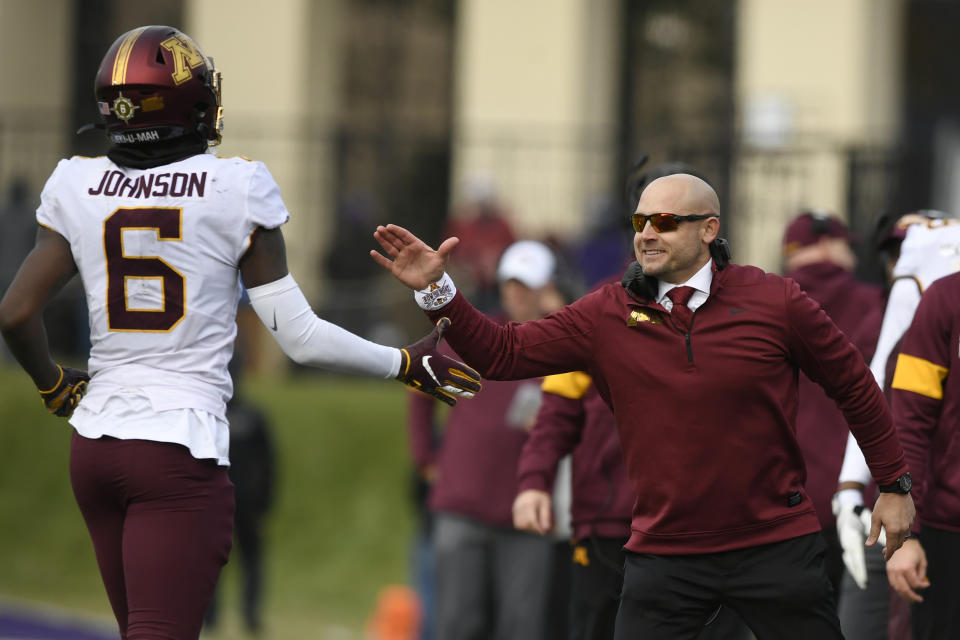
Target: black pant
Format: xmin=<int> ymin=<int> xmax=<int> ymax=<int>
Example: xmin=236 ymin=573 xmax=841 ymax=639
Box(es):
xmin=911 ymin=526 xmax=960 ymax=639
xmin=571 ymin=537 xmax=750 ymax=640
xmin=614 ymin=533 xmax=842 ymax=640
xmin=569 ymin=537 xmax=627 ymax=640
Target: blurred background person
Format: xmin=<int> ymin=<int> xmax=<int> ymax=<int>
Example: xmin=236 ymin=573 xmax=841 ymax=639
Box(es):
xmin=835 ymin=213 xmax=960 ymax=640
xmin=0 ymin=178 xmax=36 ymax=296
xmin=204 ymin=345 xmax=277 ymax=637
xmin=886 ymin=270 xmax=960 ymax=639
xmin=406 ymin=240 xmax=560 ymax=640
xmin=0 ymin=178 xmax=37 ymax=362
xmin=442 ymin=174 xmax=517 ymax=313
xmin=780 ymin=209 xmax=886 ymax=611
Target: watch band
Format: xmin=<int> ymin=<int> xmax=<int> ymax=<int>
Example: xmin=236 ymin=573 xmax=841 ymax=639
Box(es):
xmin=878 ymin=472 xmax=912 ymax=494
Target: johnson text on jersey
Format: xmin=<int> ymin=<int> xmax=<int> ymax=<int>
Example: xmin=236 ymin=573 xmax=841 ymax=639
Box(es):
xmin=88 ymin=170 xmax=207 ymax=199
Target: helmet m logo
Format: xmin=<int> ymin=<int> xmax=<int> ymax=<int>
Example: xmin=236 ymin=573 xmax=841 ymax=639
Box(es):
xmin=161 ymin=35 xmax=206 ymax=85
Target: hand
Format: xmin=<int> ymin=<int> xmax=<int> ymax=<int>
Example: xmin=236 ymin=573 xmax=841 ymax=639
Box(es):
xmin=512 ymin=489 xmax=553 ymax=535
xmin=38 ymin=364 xmax=89 ymax=418
xmin=886 ymin=538 xmax=929 ymax=602
xmin=834 ymin=502 xmax=885 ymax=589
xmin=868 ymin=492 xmax=916 ymax=560
xmin=397 ymin=318 xmax=481 ymax=406
xmin=370 ymin=224 xmax=459 ymax=290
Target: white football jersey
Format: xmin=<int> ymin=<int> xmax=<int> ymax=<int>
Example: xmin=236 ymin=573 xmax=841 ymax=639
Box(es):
xmin=37 ymin=152 xmax=289 ymax=419
xmin=871 ymin=217 xmax=960 ymax=389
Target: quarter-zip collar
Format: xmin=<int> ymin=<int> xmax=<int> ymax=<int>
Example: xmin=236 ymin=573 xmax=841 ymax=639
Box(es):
xmin=657 ymin=259 xmax=715 ymax=312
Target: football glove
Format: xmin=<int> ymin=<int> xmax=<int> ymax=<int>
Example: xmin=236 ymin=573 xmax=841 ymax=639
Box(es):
xmin=397 ymin=318 xmax=481 ymax=406
xmin=834 ymin=499 xmax=887 ymax=589
xmin=38 ymin=364 xmax=90 ymax=418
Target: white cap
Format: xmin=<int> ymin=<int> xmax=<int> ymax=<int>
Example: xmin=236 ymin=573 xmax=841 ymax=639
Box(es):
xmin=497 ymin=241 xmax=556 ymax=289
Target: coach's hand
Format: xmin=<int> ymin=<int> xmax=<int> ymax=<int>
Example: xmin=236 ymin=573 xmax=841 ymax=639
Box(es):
xmin=397 ymin=318 xmax=481 ymax=406
xmin=38 ymin=364 xmax=89 ymax=418
xmin=371 ymin=224 xmax=458 ymax=290
xmin=868 ymin=492 xmax=916 ymax=561
xmin=513 ymin=489 xmax=553 ymax=535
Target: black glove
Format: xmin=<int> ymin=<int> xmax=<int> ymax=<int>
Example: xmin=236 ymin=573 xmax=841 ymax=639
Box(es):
xmin=397 ymin=318 xmax=482 ymax=406
xmin=38 ymin=365 xmax=90 ymax=418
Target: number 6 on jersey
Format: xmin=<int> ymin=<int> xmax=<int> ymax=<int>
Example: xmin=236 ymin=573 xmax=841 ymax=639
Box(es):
xmin=104 ymin=207 xmax=185 ymax=332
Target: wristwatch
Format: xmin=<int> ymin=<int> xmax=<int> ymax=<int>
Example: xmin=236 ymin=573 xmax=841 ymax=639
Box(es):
xmin=878 ymin=472 xmax=912 ymax=494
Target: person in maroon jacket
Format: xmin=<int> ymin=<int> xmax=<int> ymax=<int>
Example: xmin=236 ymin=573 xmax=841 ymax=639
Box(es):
xmin=781 ymin=211 xmax=885 ymax=596
xmin=885 ymin=271 xmax=960 ymax=639
xmin=371 ymin=173 xmax=916 ymax=640
xmin=513 ymin=371 xmax=635 ymax=640
xmin=514 ymin=371 xmax=750 ymax=640
xmin=407 ymin=240 xmax=563 ymax=640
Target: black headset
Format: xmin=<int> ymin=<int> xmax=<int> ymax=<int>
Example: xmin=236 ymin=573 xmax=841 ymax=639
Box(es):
xmin=621 ymin=238 xmax=730 ymax=305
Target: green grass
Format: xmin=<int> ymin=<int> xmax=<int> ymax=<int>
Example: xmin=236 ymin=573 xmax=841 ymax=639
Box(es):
xmin=0 ymin=366 xmax=417 ymax=637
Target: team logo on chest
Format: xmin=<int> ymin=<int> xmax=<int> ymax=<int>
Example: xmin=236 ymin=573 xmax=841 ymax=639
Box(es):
xmin=626 ymin=309 xmax=662 ymax=327
xmin=111 ymin=92 xmax=139 ymax=123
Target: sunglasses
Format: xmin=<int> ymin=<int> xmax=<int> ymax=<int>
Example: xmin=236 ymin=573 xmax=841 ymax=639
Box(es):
xmin=632 ymin=213 xmax=718 ymax=233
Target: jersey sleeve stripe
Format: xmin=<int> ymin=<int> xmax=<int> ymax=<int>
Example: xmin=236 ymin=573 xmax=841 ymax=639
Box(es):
xmin=891 ymin=353 xmax=949 ymax=400
xmin=541 ymin=371 xmax=592 ymax=399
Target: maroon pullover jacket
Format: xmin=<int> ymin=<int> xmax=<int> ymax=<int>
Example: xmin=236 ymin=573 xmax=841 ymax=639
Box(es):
xmin=517 ymin=372 xmax=634 ymax=540
xmin=890 ymin=271 xmax=960 ymax=534
xmin=426 ymin=262 xmax=908 ymax=554
xmin=787 ymin=262 xmax=884 ymax=529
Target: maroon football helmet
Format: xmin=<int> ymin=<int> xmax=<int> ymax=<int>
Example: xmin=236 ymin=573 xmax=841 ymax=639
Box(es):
xmin=94 ymin=26 xmax=223 ymax=146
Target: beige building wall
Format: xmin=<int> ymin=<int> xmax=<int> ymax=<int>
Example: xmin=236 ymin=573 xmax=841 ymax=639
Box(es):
xmin=735 ymin=0 xmax=905 ymax=271
xmin=186 ymin=0 xmax=343 ymax=302
xmin=0 ymin=0 xmax=74 ymax=193
xmin=451 ymin=0 xmax=621 ymax=238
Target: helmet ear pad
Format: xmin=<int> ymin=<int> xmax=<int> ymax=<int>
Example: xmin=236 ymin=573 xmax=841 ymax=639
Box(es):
xmin=93 ymin=26 xmax=223 ymax=146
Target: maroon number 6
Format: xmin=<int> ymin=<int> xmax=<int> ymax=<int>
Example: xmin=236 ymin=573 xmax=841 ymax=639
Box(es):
xmin=104 ymin=207 xmax=185 ymax=332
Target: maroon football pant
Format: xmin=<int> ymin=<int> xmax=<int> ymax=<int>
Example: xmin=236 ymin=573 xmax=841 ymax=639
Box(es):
xmin=69 ymin=432 xmax=234 ymax=640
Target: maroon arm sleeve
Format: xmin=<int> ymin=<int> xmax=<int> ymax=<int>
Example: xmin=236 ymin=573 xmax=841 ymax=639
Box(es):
xmin=424 ymin=290 xmax=597 ymax=380
xmin=784 ymin=279 xmax=908 ymax=485
xmin=517 ymin=390 xmax=587 ymax=493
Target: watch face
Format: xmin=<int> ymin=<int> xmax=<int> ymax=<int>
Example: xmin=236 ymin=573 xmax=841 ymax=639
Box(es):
xmin=900 ymin=474 xmax=913 ymax=492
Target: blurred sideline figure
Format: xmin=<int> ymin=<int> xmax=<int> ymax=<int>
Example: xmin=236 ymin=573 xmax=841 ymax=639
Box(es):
xmin=886 ymin=269 xmax=960 ymax=639
xmin=834 ymin=214 xmax=960 ymax=639
xmin=406 ymin=240 xmax=560 ymax=640
xmin=0 ymin=25 xmax=479 ymax=640
xmin=0 ymin=178 xmax=37 ymax=362
xmin=204 ymin=344 xmax=276 ymax=636
xmin=441 ymin=173 xmax=516 ymax=313
xmin=779 ymin=211 xmax=886 ymax=619
xmin=372 ymin=172 xmax=916 ymax=640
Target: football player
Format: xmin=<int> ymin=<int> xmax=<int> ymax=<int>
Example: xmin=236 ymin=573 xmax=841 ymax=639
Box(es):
xmin=0 ymin=25 xmax=480 ymax=640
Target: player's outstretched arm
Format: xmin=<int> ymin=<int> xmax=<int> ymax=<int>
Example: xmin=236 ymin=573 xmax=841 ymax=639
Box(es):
xmin=370 ymin=224 xmax=459 ymax=290
xmin=0 ymin=227 xmax=89 ymax=417
xmin=240 ymin=226 xmax=480 ymax=404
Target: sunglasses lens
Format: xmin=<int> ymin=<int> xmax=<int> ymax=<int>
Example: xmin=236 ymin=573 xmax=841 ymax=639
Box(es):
xmin=650 ymin=214 xmax=679 ymax=232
